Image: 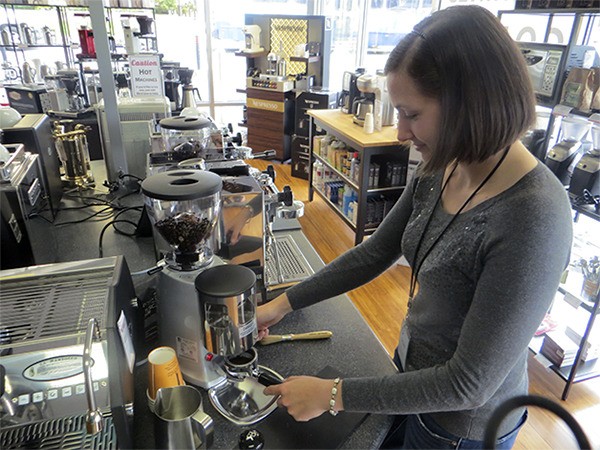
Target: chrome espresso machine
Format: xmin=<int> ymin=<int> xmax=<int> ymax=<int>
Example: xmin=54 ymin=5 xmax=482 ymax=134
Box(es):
xmin=0 ymin=256 xmax=140 ymax=449
xmin=147 ymin=116 xmax=312 ymax=297
xmin=141 ymin=169 xmax=288 ymax=425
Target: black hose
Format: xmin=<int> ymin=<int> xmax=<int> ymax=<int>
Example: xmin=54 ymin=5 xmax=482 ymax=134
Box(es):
xmin=483 ymin=394 xmax=591 ymax=449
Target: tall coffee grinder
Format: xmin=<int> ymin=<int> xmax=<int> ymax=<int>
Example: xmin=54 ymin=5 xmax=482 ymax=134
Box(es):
xmin=141 ymin=170 xmax=281 ymax=425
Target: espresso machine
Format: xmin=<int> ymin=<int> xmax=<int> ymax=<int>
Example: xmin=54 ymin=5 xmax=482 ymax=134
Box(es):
xmin=78 ymin=26 xmax=96 ymax=58
xmin=569 ymin=124 xmax=600 ymax=200
xmin=241 ymin=25 xmax=264 ymax=53
xmin=546 ymin=116 xmax=591 ymax=185
xmin=51 ymin=120 xmax=94 ymax=188
xmin=141 ymin=169 xmax=282 ymax=425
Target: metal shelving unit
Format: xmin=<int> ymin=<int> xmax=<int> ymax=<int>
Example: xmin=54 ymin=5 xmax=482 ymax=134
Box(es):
xmin=498 ymin=8 xmax=600 ymax=400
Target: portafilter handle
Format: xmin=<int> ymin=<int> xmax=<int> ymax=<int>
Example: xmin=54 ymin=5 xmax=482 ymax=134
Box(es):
xmin=83 ymin=318 xmax=103 ymax=435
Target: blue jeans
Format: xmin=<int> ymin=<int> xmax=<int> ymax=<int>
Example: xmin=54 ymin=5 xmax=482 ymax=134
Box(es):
xmin=381 ymin=411 xmax=527 ymax=449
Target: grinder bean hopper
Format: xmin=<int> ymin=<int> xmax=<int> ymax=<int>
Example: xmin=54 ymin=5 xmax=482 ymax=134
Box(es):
xmin=142 ymin=169 xmax=222 ymax=271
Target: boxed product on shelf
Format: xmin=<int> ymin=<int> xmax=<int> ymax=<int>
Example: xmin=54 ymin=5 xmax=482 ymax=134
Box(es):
xmin=291 ymin=135 xmax=310 ymax=180
xmin=368 ymin=163 xmax=381 ymax=189
xmin=382 ymin=161 xmax=407 ymax=187
xmin=540 ymin=330 xmax=598 ymax=367
xmin=565 ymin=325 xmax=600 ymax=360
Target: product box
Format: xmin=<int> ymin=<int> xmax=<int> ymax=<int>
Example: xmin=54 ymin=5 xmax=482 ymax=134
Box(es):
xmin=291 ymin=135 xmax=310 ymax=180
xmin=295 ymin=89 xmax=339 ymax=137
xmin=540 ymin=330 xmax=597 ymax=367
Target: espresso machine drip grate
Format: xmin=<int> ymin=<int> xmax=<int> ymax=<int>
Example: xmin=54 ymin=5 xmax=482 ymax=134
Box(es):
xmin=0 ymin=411 xmax=116 ymax=450
xmin=265 ymin=234 xmax=313 ymax=287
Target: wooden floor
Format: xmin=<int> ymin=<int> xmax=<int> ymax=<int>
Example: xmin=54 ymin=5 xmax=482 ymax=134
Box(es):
xmin=253 ymin=160 xmax=600 ymax=449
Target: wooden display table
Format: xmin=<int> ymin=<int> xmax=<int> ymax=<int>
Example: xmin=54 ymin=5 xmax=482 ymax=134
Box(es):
xmin=307 ymin=109 xmax=409 ymax=245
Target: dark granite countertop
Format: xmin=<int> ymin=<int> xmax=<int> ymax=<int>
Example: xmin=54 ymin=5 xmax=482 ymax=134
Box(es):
xmin=44 ymin=163 xmax=397 ymax=449
xmin=132 ymin=228 xmax=397 ymax=449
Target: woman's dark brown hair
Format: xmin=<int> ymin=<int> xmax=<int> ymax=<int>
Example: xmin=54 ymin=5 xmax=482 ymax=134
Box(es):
xmin=384 ymin=5 xmax=536 ymax=173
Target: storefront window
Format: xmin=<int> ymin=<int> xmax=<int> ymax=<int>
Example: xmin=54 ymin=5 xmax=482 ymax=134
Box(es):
xmin=364 ymin=0 xmax=432 ymax=75
xmin=156 ymin=0 xmax=308 ymax=125
xmin=320 ymin=0 xmax=365 ymax=91
xmin=321 ymin=0 xmax=432 ymax=91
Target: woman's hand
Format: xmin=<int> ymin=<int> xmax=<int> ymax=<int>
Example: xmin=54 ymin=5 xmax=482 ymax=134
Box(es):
xmin=256 ymin=293 xmax=292 ymax=340
xmin=263 ymin=376 xmax=343 ymax=422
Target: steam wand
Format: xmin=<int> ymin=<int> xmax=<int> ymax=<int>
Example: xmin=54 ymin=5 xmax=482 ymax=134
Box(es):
xmin=83 ymin=318 xmax=103 ymax=435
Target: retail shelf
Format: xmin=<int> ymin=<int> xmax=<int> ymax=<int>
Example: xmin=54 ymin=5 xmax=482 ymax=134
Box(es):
xmin=529 ymin=335 xmax=600 ymax=384
xmin=1 ymin=44 xmax=65 ymax=49
xmin=289 ymin=55 xmax=320 ymax=63
xmin=234 ymin=50 xmax=268 ymax=58
xmin=369 ymin=185 xmax=405 ymax=194
xmin=313 ymin=187 xmax=356 ymax=231
xmin=555 ymin=358 xmax=600 ymax=383
xmin=573 ymin=203 xmax=600 ymax=223
xmin=558 ymin=271 xmax=599 ymax=314
xmin=307 ymin=109 xmax=406 ymax=245
xmin=313 ymin=153 xmax=359 ymax=191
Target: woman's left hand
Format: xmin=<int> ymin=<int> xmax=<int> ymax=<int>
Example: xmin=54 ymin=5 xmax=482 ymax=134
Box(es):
xmin=264 ymin=376 xmax=343 ymax=421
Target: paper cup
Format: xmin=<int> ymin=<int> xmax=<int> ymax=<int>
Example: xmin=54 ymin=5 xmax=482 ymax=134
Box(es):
xmin=148 ymin=346 xmax=185 ymax=400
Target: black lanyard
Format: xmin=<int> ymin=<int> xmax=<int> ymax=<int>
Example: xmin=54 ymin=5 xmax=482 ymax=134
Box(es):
xmin=407 ymin=146 xmax=510 ymax=308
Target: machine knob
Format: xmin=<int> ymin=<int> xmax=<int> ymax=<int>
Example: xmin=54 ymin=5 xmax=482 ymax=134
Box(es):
xmin=277 ymin=186 xmax=293 ymax=206
xmin=263 ymin=165 xmax=276 ymax=182
xmin=239 ymin=429 xmax=264 ymax=450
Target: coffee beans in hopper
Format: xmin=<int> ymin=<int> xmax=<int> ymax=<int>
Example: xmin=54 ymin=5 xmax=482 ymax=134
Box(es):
xmin=155 ymin=214 xmax=211 ymax=253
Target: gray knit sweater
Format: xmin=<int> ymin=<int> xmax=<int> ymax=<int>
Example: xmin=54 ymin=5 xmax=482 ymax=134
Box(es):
xmin=286 ymin=162 xmax=573 ymax=440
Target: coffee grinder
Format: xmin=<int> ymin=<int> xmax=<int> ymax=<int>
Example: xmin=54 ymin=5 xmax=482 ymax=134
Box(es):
xmin=569 ymin=124 xmax=600 ymax=200
xmin=141 ymin=170 xmax=282 ymax=425
xmin=546 ymin=116 xmax=591 ymax=185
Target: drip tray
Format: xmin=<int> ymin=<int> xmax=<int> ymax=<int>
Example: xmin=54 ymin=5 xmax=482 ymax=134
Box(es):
xmin=265 ymin=234 xmax=313 ymax=288
xmin=0 ymin=412 xmax=116 ymax=449
xmin=208 ymin=366 xmax=282 ymax=426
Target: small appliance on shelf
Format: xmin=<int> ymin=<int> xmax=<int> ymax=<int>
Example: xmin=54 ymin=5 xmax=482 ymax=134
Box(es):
xmin=546 ymin=115 xmax=591 ymax=186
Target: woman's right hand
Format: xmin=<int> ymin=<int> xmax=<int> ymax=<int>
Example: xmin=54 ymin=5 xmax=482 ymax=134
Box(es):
xmin=257 ymin=293 xmax=293 ymax=340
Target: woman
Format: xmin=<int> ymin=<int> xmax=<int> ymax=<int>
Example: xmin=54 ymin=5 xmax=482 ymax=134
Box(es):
xmin=259 ymin=5 xmax=573 ymax=448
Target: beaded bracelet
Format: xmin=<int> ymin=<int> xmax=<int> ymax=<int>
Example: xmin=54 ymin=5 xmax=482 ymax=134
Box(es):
xmin=329 ymin=377 xmax=341 ymax=416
